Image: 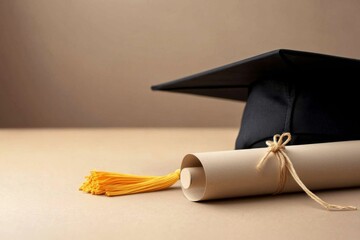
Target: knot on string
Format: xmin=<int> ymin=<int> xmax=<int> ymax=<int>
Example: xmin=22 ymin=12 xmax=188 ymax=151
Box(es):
xmin=257 ymin=133 xmax=291 ymax=194
xmin=256 ymin=132 xmax=357 ymax=211
xmin=266 ymin=133 xmax=290 ymax=152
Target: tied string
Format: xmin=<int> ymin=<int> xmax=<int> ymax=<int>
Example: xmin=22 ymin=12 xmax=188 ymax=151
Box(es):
xmin=256 ymin=133 xmax=357 ymax=211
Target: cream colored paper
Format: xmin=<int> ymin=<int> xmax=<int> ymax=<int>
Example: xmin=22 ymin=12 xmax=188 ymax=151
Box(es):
xmin=180 ymin=141 xmax=360 ymax=201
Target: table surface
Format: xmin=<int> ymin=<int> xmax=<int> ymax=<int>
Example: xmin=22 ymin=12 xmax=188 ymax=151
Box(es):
xmin=1 ymin=128 xmax=359 ymax=240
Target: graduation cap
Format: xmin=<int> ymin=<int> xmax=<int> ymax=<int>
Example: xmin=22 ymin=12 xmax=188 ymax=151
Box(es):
xmin=152 ymin=49 xmax=360 ymax=149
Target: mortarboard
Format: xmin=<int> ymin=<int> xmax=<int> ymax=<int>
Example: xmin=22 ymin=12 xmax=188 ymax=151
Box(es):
xmin=152 ymin=49 xmax=360 ymax=149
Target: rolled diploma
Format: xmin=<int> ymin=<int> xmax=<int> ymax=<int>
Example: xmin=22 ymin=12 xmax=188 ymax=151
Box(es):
xmin=180 ymin=141 xmax=360 ymax=201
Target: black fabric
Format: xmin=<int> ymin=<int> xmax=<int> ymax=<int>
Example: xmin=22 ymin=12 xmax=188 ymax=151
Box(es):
xmin=236 ymin=75 xmax=360 ymax=149
xmin=152 ymin=49 xmax=359 ymax=101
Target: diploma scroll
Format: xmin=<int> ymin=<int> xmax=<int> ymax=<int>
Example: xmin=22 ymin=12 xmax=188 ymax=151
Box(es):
xmin=180 ymin=141 xmax=360 ymax=201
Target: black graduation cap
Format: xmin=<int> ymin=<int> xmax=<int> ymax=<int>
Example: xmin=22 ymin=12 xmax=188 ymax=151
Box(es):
xmin=152 ymin=49 xmax=360 ymax=149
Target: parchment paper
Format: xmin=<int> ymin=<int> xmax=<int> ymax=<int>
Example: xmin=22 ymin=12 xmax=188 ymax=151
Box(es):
xmin=180 ymin=141 xmax=360 ymax=201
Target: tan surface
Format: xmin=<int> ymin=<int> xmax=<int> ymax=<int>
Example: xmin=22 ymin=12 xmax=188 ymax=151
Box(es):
xmin=1 ymin=0 xmax=360 ymax=127
xmin=0 ymin=128 xmax=359 ymax=240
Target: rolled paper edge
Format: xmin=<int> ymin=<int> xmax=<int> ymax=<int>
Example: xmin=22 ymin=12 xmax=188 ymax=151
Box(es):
xmin=180 ymin=141 xmax=360 ymax=202
xmin=180 ymin=154 xmax=207 ymax=201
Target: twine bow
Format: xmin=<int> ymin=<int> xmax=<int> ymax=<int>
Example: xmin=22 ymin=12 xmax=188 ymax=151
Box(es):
xmin=257 ymin=133 xmax=357 ymax=211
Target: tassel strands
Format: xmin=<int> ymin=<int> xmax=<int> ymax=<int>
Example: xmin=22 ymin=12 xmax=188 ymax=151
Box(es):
xmin=79 ymin=169 xmax=181 ymax=196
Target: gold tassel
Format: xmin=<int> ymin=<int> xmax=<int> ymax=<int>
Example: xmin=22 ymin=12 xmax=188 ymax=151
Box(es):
xmin=79 ymin=169 xmax=180 ymax=197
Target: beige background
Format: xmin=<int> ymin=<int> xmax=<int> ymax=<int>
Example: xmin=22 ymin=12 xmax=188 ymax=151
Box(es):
xmin=0 ymin=0 xmax=359 ymax=127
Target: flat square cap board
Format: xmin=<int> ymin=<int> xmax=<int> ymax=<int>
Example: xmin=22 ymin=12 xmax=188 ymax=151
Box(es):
xmin=152 ymin=49 xmax=360 ymax=149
